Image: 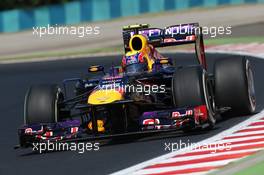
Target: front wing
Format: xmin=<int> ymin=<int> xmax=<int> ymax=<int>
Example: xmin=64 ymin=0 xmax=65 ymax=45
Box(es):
xmin=17 ymin=105 xmax=208 ymax=148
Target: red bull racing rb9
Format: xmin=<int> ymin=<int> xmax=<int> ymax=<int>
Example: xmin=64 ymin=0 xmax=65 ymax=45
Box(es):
xmin=17 ymin=23 xmax=256 ymax=149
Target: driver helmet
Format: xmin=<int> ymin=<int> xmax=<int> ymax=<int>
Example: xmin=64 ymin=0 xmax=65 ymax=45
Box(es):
xmin=121 ymin=51 xmax=148 ymax=74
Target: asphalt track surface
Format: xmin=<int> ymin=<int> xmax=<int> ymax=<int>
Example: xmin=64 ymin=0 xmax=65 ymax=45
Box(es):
xmin=0 ymin=53 xmax=263 ymax=175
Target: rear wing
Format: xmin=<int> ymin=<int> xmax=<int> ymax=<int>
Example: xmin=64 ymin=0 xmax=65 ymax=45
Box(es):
xmin=122 ymin=23 xmax=207 ymax=69
xmin=123 ymin=23 xmax=199 ymax=49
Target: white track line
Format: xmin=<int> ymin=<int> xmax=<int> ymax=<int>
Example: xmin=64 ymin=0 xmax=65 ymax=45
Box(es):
xmin=171 ymin=141 xmax=264 ymax=154
xmin=133 ymin=159 xmax=238 ymax=175
xmin=160 ymin=149 xmax=260 ymax=163
xmin=225 ymin=130 xmax=264 ymax=137
xmin=249 ymin=120 xmax=264 ymax=124
xmin=213 ymin=135 xmax=264 ymax=144
xmin=112 ymin=110 xmax=264 ymax=175
xmin=241 ymin=125 xmax=264 ymax=129
xmin=187 ymin=141 xmax=264 ymax=153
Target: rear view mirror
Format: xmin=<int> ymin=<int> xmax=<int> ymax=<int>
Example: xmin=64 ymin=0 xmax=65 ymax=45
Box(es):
xmin=88 ymin=65 xmax=105 ymax=74
xmin=109 ymin=66 xmax=123 ymax=76
xmin=155 ymin=58 xmax=172 ymax=65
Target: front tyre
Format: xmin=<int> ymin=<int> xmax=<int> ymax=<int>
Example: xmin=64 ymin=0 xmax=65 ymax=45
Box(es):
xmin=214 ymin=57 xmax=256 ymax=115
xmin=172 ymin=66 xmax=216 ymax=130
xmin=24 ymin=84 xmax=63 ymax=125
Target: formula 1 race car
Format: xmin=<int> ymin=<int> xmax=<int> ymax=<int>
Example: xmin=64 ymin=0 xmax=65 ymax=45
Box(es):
xmin=17 ymin=23 xmax=256 ymax=148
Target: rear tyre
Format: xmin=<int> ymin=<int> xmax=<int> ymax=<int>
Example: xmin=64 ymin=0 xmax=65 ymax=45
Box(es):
xmin=172 ymin=66 xmax=216 ymax=130
xmin=214 ymin=57 xmax=256 ymax=115
xmin=24 ymin=84 xmax=63 ymax=125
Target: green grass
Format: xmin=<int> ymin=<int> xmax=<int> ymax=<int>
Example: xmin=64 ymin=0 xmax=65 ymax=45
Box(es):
xmin=233 ymin=161 xmax=264 ymax=175
xmin=209 ymin=151 xmax=264 ymax=175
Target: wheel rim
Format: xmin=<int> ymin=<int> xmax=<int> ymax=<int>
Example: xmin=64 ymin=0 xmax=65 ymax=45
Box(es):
xmin=246 ymin=60 xmax=256 ymax=112
xmin=54 ymin=87 xmax=62 ymax=122
xmin=202 ymin=70 xmax=216 ymax=125
xmin=55 ymin=92 xmax=58 ymax=123
xmin=23 ymin=88 xmax=30 ymax=125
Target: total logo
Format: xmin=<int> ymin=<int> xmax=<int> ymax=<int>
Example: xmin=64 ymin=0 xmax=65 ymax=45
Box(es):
xmin=172 ymin=110 xmax=193 ymax=118
xmin=142 ymin=119 xmax=160 ymax=125
xmin=25 ymin=128 xmax=33 ymax=134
